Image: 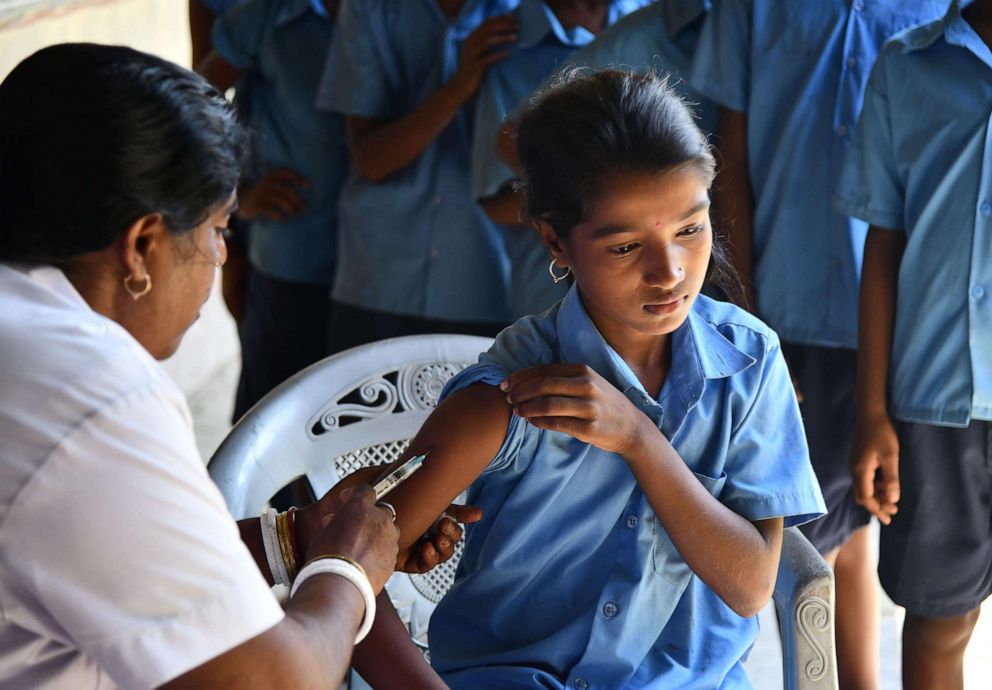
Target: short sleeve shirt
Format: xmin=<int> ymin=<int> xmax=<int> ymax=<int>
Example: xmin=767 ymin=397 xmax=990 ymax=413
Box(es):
xmin=689 ymin=0 xmax=948 ymax=349
xmin=0 ymin=264 xmax=283 ymax=688
xmin=213 ymin=0 xmax=346 ymax=284
xmin=834 ymin=1 xmax=992 ymax=426
xmin=429 ymin=286 xmax=825 ymax=689
xmin=316 ymin=0 xmax=518 ymax=322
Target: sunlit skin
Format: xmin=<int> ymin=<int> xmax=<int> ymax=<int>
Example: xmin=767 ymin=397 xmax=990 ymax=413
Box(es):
xmin=537 ymin=166 xmax=713 ymax=394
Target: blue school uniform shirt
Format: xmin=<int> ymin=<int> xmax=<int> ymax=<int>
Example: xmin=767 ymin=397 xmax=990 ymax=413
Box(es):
xmin=834 ymin=1 xmax=992 ymax=427
xmin=430 ymin=286 xmax=826 ymax=690
xmin=213 ymin=0 xmax=345 ymax=285
xmin=689 ymin=0 xmax=947 ymax=349
xmin=472 ymin=0 xmax=649 ymax=319
xmin=315 ymin=0 xmax=518 ymax=322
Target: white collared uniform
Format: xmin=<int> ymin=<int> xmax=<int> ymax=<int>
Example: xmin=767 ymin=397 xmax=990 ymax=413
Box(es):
xmin=0 ymin=264 xmax=283 ymax=689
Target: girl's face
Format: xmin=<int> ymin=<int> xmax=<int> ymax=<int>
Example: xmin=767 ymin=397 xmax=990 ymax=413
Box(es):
xmin=542 ymin=167 xmax=712 ymax=348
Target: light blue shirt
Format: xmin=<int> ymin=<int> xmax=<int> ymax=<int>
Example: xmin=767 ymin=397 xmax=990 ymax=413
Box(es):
xmin=689 ymin=0 xmax=948 ymax=349
xmin=430 ymin=287 xmax=826 ymax=690
xmin=316 ymin=0 xmax=518 ymax=322
xmin=834 ymin=1 xmax=992 ymax=427
xmin=214 ymin=0 xmax=345 ymax=285
xmin=472 ymin=0 xmax=649 ymax=319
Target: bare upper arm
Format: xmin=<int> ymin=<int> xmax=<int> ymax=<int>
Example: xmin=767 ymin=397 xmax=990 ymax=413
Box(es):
xmin=378 ymin=383 xmax=512 ymax=551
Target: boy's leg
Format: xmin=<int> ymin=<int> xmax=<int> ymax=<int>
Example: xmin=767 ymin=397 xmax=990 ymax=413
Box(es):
xmin=882 ymin=420 xmax=992 ymax=690
xmin=786 ymin=343 xmax=879 ymax=690
xmin=902 ymin=608 xmax=981 ymax=690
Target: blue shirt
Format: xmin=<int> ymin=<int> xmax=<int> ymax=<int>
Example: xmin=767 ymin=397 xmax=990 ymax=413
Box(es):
xmin=472 ymin=0 xmax=649 ymax=319
xmin=199 ymin=0 xmax=243 ymax=15
xmin=316 ymin=0 xmax=518 ymax=322
xmin=214 ymin=0 xmax=345 ymax=285
xmin=834 ymin=1 xmax=992 ymax=427
xmin=689 ymin=0 xmax=947 ymax=349
xmin=430 ymin=287 xmax=826 ymax=690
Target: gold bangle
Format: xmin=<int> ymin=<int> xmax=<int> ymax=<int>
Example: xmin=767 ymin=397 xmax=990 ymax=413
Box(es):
xmin=305 ymin=553 xmax=369 ymax=584
xmin=276 ymin=511 xmax=298 ymax=581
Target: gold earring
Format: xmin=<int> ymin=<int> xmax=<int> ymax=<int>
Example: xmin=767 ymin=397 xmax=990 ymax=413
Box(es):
xmin=123 ymin=271 xmax=152 ymax=301
xmin=548 ymin=259 xmax=571 ymax=285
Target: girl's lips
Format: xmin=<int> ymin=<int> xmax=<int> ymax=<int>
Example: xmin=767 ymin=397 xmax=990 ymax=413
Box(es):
xmin=643 ymin=296 xmax=686 ymax=315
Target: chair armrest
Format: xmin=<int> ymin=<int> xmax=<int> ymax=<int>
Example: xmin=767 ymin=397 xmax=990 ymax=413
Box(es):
xmin=773 ymin=527 xmax=838 ymax=690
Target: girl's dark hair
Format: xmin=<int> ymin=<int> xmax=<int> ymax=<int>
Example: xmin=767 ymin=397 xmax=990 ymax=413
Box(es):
xmin=0 ymin=43 xmax=248 ymax=264
xmin=516 ymin=68 xmax=743 ymax=306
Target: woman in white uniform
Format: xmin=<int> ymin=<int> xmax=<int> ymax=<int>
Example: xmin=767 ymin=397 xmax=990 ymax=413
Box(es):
xmin=0 ymin=43 xmax=456 ymax=690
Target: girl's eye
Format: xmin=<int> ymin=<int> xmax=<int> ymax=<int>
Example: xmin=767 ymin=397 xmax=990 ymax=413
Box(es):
xmin=609 ymin=243 xmax=639 ymax=256
xmin=215 ymin=226 xmax=233 ymax=240
xmin=678 ymin=224 xmax=705 ymax=238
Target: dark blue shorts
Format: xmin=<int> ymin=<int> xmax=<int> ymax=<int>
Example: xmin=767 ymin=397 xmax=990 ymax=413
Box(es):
xmin=879 ymin=419 xmax=992 ymax=618
xmin=783 ymin=343 xmax=871 ymax=554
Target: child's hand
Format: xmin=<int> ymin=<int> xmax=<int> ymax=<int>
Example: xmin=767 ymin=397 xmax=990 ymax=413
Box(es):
xmin=396 ymin=503 xmax=483 ymax=574
xmin=850 ymin=412 xmax=900 ymax=524
xmin=449 ymin=14 xmax=517 ymax=99
xmin=500 ymin=363 xmax=652 ymax=455
xmin=236 ymin=168 xmax=308 ymax=222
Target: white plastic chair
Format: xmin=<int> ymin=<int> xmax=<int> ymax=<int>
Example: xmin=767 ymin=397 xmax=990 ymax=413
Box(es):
xmin=208 ymin=334 xmax=838 ymax=690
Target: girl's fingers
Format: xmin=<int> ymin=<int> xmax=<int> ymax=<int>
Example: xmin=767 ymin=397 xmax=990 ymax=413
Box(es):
xmin=501 ymin=363 xmax=592 ymax=391
xmin=504 ymin=375 xmax=595 ymax=406
xmin=513 ymin=395 xmax=596 ymax=421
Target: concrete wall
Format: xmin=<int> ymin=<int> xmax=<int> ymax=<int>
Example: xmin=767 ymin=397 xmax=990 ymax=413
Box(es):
xmin=0 ymin=0 xmax=191 ymax=79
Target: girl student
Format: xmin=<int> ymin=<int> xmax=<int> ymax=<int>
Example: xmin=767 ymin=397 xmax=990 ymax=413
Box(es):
xmin=357 ymin=69 xmax=826 ymax=689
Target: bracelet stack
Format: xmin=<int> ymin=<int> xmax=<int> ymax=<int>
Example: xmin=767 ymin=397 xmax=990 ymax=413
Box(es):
xmin=290 ymin=554 xmax=377 ymax=645
xmin=260 ymin=506 xmax=299 ymax=587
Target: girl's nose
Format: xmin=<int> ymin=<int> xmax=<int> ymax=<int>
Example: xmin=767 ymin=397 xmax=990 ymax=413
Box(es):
xmin=643 ymin=247 xmax=684 ymax=288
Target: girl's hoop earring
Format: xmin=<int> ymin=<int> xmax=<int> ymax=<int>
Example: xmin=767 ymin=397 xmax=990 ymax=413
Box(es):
xmin=123 ymin=271 xmax=153 ymax=301
xmin=548 ymin=259 xmax=571 ymax=285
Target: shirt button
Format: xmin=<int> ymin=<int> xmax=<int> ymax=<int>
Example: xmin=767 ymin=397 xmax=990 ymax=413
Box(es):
xmin=980 ymin=201 xmax=992 ymax=217
xmin=836 ymin=124 xmax=848 ymax=138
xmin=432 ymin=193 xmax=443 ymax=206
xmin=846 ymin=56 xmax=858 ymax=68
xmin=574 ymin=678 xmax=589 ymax=690
xmin=603 ymin=601 xmax=619 ymax=618
xmin=626 ymin=515 xmax=638 ymax=529
xmin=853 ymin=0 xmax=864 ymax=11
xmin=972 ymin=284 xmax=985 ymax=300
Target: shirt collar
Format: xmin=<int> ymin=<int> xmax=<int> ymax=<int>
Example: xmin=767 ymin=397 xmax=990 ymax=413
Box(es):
xmin=663 ymin=0 xmax=710 ymax=39
xmin=276 ymin=0 xmax=329 ymax=27
xmin=900 ymin=1 xmax=989 ymax=65
xmin=517 ymin=0 xmax=619 ymax=50
xmin=555 ymin=285 xmax=755 ymax=407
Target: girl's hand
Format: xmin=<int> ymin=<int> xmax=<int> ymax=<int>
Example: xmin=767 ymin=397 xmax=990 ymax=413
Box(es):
xmin=500 ymin=363 xmax=653 ymax=456
xmin=448 ymin=14 xmax=517 ymax=100
xmin=396 ymin=503 xmax=483 ymax=574
xmin=850 ymin=412 xmax=900 ymax=525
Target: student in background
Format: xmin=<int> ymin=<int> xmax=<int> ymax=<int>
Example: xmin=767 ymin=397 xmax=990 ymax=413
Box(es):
xmin=471 ymin=0 xmax=650 ymax=319
xmin=835 ymin=2 xmax=992 ymax=687
xmin=316 ymin=0 xmax=519 ymax=353
xmin=198 ymin=0 xmax=348 ymax=419
xmin=689 ymin=2 xmax=949 ymax=688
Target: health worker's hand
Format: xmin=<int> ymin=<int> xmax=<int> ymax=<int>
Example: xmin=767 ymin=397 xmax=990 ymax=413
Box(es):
xmin=850 ymin=412 xmax=900 ymax=525
xmin=500 ymin=363 xmax=652 ymax=456
xmin=304 ymin=484 xmax=399 ymax=593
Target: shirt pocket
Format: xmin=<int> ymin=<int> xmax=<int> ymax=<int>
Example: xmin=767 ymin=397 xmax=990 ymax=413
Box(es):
xmin=650 ymin=471 xmax=728 ymax=581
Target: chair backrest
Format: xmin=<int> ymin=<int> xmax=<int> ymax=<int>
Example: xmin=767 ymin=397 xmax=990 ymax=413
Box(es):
xmin=209 ymin=333 xmax=493 ymax=636
xmin=209 ymin=333 xmax=837 ymax=690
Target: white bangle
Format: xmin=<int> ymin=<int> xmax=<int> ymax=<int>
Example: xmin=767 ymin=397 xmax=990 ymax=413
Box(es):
xmin=260 ymin=507 xmax=290 ymax=587
xmin=290 ymin=557 xmax=377 ymax=644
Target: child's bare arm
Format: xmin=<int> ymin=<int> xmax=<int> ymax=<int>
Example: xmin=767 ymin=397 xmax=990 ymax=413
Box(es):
xmin=502 ymin=363 xmax=782 ymax=618
xmin=851 ymin=225 xmax=906 ymax=524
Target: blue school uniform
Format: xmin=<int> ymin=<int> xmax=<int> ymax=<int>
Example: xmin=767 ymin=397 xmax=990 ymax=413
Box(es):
xmin=689 ymin=0 xmax=947 ymax=349
xmin=315 ymin=0 xmax=518 ymax=323
xmin=429 ymin=286 xmax=826 ymax=690
xmin=834 ymin=1 xmax=992 ymax=427
xmin=213 ymin=0 xmax=345 ymax=285
xmin=472 ymin=0 xmax=649 ymax=318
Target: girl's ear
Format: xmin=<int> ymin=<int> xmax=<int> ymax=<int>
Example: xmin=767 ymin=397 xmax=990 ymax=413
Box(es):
xmin=534 ymin=220 xmax=567 ymax=262
xmin=117 ymin=213 xmax=168 ymax=281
